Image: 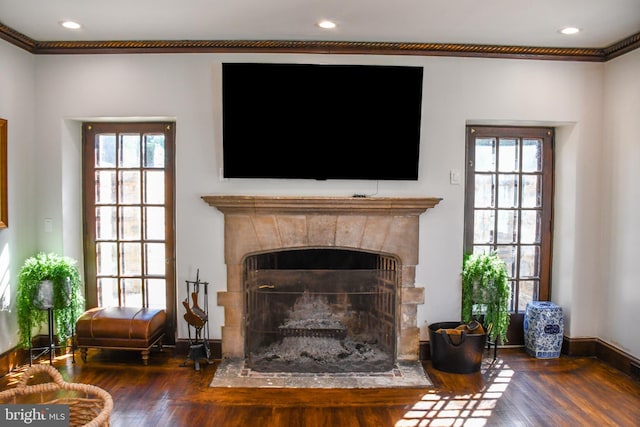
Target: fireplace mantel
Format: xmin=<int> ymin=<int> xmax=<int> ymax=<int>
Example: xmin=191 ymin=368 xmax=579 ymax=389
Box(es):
xmin=202 ymin=195 xmax=442 ymax=216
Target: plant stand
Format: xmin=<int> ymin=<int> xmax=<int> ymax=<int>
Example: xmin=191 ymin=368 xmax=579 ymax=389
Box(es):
xmin=486 ymin=338 xmax=498 ymax=361
xmin=29 ymin=307 xmax=75 ymax=365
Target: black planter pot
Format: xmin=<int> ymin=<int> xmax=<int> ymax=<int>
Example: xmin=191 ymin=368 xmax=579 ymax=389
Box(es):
xmin=33 ymin=278 xmax=72 ymax=310
xmin=429 ymin=321 xmax=487 ymax=374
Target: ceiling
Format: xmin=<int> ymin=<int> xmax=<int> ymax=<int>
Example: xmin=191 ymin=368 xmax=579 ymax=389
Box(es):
xmin=1 ymin=0 xmax=639 ymax=57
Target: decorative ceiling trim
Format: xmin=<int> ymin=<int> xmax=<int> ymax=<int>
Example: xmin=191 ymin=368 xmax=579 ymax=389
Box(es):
xmin=602 ymin=32 xmax=640 ymax=60
xmin=1 ymin=22 xmax=638 ymax=62
xmin=31 ymin=39 xmax=605 ymax=61
xmin=0 ymin=23 xmax=36 ymax=51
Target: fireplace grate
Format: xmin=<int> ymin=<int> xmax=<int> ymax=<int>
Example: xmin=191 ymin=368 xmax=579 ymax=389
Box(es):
xmin=278 ymin=326 xmax=347 ymax=339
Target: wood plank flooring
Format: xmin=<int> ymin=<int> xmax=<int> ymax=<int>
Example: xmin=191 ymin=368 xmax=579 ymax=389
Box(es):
xmin=1 ymin=347 xmax=639 ymax=427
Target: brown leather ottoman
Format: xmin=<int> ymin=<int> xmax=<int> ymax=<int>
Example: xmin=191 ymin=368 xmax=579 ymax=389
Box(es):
xmin=76 ymin=307 xmax=166 ymax=365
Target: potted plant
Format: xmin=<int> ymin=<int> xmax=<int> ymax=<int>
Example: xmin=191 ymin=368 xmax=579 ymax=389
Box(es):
xmin=16 ymin=252 xmax=85 ymax=348
xmin=461 ymin=251 xmax=511 ymax=345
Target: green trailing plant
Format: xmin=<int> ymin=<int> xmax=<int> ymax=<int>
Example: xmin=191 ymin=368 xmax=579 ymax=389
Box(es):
xmin=461 ymin=252 xmax=511 ymax=345
xmin=16 ymin=252 xmax=85 ymax=348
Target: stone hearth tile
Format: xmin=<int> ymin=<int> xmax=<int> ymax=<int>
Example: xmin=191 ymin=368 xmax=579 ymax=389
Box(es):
xmin=210 ymin=359 xmax=432 ymax=389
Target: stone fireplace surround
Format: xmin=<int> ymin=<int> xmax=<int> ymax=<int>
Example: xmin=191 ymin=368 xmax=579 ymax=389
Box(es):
xmin=203 ymin=195 xmax=441 ymax=387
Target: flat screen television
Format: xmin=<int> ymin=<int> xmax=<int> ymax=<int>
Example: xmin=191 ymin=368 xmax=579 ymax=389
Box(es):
xmin=221 ymin=62 xmax=424 ymax=180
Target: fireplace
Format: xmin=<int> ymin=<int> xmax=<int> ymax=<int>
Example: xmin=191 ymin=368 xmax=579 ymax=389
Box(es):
xmin=245 ymin=248 xmax=398 ymax=373
xmin=203 ymin=196 xmax=441 ymax=386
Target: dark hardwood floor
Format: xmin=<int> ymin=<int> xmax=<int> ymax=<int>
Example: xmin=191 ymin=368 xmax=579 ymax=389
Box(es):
xmin=1 ymin=347 xmax=639 ymax=427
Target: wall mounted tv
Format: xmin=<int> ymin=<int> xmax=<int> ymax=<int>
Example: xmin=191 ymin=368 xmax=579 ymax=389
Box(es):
xmin=221 ymin=62 xmax=424 ymax=180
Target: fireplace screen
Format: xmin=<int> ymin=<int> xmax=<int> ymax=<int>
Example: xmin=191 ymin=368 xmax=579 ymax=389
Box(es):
xmin=244 ymin=249 xmax=397 ymax=373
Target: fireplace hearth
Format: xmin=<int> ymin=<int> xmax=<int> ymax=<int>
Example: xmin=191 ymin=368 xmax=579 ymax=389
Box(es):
xmin=203 ymin=195 xmax=441 ymax=387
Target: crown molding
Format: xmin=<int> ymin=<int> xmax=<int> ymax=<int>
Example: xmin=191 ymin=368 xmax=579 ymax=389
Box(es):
xmin=1 ymin=22 xmax=638 ymax=62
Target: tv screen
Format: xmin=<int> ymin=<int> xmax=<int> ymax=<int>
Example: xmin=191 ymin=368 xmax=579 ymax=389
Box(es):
xmin=222 ymin=63 xmax=424 ymax=180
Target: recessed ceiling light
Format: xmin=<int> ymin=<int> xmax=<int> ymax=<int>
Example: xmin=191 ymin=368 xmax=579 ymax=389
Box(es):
xmin=317 ymin=20 xmax=337 ymax=30
xmin=60 ymin=21 xmax=82 ymax=30
xmin=560 ymin=27 xmax=580 ymax=35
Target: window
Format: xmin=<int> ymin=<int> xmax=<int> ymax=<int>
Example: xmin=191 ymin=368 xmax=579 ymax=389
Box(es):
xmin=83 ymin=122 xmax=175 ymax=341
xmin=464 ymin=126 xmax=553 ymax=344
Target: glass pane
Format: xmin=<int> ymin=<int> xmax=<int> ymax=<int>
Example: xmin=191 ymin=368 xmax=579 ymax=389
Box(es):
xmin=96 ymin=206 xmax=117 ymax=240
xmin=120 ymin=207 xmax=141 ymax=240
xmin=520 ymin=210 xmax=541 ymax=243
xmin=508 ymin=280 xmax=516 ymax=312
xmin=95 ymin=134 xmax=116 ymax=167
xmin=498 ymin=138 xmax=519 ymax=172
xmin=474 ymin=174 xmax=495 ymax=208
xmin=96 ymin=242 xmax=117 ymax=275
xmin=473 ymin=210 xmax=495 ymax=244
xmin=95 ymin=170 xmax=116 ymax=204
xmin=119 ymin=133 xmax=141 ymax=167
xmin=145 ymin=170 xmax=165 ymax=204
xmin=120 ymin=243 xmax=142 ymax=275
xmin=520 ymin=245 xmax=540 ymax=278
xmin=145 ymin=207 xmax=165 ymax=240
xmin=146 ymin=279 xmax=166 ymax=309
xmin=472 ymin=245 xmax=492 ymax=256
xmin=144 ymin=134 xmax=165 ymax=168
xmin=145 ymin=243 xmax=166 ymax=275
xmin=495 ymin=245 xmax=517 ymax=278
xmin=119 ymin=171 xmax=141 ymax=204
xmin=122 ymin=278 xmax=142 ymax=307
xmin=98 ymin=278 xmax=118 ymax=307
xmin=518 ymin=280 xmax=538 ymax=311
xmin=474 ymin=138 xmax=496 ymax=172
xmin=497 ymin=210 xmax=518 ymax=243
xmin=522 ymin=175 xmax=542 ymax=208
xmin=522 ymin=139 xmax=542 ymax=172
xmin=498 ymin=174 xmax=519 ymax=208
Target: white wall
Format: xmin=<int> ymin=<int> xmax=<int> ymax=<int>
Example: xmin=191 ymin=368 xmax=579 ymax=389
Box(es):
xmin=2 ymin=41 xmax=638 ymax=361
xmin=601 ymin=48 xmax=640 ymax=358
xmin=0 ymin=41 xmax=38 ymax=353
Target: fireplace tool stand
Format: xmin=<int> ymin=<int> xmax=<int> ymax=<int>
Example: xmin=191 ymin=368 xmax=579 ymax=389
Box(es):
xmin=180 ymin=270 xmax=212 ymax=371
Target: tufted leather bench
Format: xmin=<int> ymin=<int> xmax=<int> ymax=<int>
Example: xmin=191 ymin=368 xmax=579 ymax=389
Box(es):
xmin=76 ymin=307 xmax=166 ymax=365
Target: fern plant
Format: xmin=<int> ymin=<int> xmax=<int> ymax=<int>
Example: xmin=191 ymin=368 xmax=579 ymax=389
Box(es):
xmin=461 ymin=252 xmax=511 ymax=344
xmin=16 ymin=252 xmax=85 ymax=348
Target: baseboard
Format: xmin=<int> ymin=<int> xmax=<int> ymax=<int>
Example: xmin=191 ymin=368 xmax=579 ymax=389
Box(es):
xmin=562 ymin=335 xmax=598 ymax=356
xmin=421 ymin=336 xmax=640 ymax=380
xmin=593 ymin=339 xmax=640 ymax=379
xmin=3 ymin=336 xmax=638 ymax=381
xmin=0 ymin=347 xmax=27 ymax=377
xmin=0 ymin=334 xmax=76 ymax=377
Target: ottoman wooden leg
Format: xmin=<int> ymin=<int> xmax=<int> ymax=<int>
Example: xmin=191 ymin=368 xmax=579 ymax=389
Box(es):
xmin=80 ymin=348 xmax=88 ymax=363
xmin=141 ymin=349 xmax=150 ymax=365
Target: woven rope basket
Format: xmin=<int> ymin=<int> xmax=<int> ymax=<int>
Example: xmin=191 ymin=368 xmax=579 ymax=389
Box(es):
xmin=0 ymin=364 xmax=113 ymax=427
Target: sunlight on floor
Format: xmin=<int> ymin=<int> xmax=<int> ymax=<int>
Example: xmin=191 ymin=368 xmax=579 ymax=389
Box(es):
xmin=395 ymin=359 xmax=513 ymax=426
xmin=2 ymin=354 xmax=75 ymax=388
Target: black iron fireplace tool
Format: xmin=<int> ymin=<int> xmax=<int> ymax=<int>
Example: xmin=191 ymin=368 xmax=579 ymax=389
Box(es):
xmin=180 ymin=269 xmax=212 ymax=371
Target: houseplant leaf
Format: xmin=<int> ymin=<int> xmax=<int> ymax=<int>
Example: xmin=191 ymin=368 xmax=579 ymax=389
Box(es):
xmin=16 ymin=252 xmax=85 ymax=348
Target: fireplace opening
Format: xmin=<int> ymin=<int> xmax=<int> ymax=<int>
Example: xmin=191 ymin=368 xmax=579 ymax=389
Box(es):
xmin=244 ymin=248 xmax=398 ymax=373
